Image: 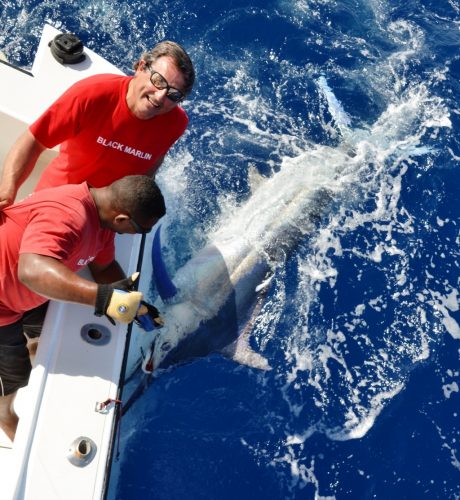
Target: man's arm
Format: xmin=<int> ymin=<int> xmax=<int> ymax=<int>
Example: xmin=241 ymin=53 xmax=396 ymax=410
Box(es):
xmin=88 ymin=260 xmax=126 ymax=284
xmin=0 ymin=130 xmax=46 ymax=209
xmin=18 ymin=253 xmax=98 ymax=306
xmin=19 ymin=254 xmax=144 ymax=324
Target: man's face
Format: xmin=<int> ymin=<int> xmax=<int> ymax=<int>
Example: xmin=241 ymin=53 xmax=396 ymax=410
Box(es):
xmin=127 ymin=56 xmax=186 ymax=120
xmin=109 ymin=214 xmax=160 ymax=235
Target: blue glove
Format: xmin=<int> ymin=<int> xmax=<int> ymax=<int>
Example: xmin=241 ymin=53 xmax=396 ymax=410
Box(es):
xmin=135 ymin=301 xmax=164 ymax=331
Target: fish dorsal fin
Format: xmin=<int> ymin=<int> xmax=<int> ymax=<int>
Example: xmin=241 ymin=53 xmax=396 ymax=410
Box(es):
xmin=151 ymin=225 xmax=178 ymax=302
xmin=317 ymin=75 xmax=352 ymax=139
xmin=248 ymin=164 xmax=266 ymax=193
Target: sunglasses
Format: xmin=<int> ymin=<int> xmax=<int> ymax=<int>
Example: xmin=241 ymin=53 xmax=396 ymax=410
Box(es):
xmin=147 ymin=67 xmax=185 ymax=103
xmin=129 ymin=216 xmax=152 ymax=234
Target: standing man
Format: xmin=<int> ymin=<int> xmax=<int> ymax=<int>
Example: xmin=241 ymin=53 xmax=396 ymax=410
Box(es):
xmin=0 ymin=40 xmax=195 ymax=208
xmin=0 ymin=175 xmax=166 ymax=441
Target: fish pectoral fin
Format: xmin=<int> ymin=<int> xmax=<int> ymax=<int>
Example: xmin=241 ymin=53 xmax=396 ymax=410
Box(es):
xmin=234 ymin=347 xmax=271 ymax=371
xmin=219 ymin=278 xmax=273 ymax=371
xmin=152 ymin=225 xmax=178 ymax=302
xmin=221 ymin=340 xmax=271 ymax=371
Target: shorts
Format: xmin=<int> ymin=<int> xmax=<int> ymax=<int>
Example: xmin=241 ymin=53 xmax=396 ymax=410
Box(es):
xmin=0 ymin=302 xmax=48 ymax=396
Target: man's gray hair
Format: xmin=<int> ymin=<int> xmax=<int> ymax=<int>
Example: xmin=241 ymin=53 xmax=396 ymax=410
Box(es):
xmin=134 ymin=41 xmax=195 ymax=96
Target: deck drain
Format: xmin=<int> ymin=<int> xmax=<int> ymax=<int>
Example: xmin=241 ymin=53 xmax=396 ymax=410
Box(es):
xmin=80 ymin=323 xmax=111 ymax=346
xmin=67 ymin=436 xmax=97 ymax=467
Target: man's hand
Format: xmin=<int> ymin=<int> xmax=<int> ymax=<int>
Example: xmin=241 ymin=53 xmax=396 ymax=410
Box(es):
xmin=0 ymin=184 xmax=15 ymax=210
xmin=106 ymin=272 xmax=140 ymax=292
xmin=95 ymin=272 xmax=143 ymax=324
xmin=0 ymin=130 xmax=46 ymax=211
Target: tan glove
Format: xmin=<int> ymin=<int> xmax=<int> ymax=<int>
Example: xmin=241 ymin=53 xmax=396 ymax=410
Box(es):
xmin=95 ymin=272 xmax=143 ymax=324
xmin=105 ymin=289 xmax=143 ymax=324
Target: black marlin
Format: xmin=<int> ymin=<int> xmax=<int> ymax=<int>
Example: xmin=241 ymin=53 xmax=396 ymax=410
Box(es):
xmin=138 ymin=144 xmax=349 ymax=375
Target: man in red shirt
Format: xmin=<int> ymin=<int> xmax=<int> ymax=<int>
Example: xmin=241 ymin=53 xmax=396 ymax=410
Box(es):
xmin=0 ymin=175 xmax=165 ymax=441
xmin=0 ymin=40 xmax=195 ymax=207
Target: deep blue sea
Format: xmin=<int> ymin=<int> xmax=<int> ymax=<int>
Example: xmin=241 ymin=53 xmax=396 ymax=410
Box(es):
xmin=2 ymin=1 xmax=460 ymax=498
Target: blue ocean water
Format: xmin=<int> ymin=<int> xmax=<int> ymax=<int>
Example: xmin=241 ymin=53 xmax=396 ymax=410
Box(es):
xmin=2 ymin=1 xmax=460 ymax=498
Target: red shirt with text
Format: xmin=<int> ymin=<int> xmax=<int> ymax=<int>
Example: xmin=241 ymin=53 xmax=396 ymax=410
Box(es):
xmin=30 ymin=74 xmax=188 ymax=189
xmin=0 ymin=183 xmax=114 ymax=325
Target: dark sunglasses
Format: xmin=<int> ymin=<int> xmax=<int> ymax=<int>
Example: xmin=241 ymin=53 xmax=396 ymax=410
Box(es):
xmin=129 ymin=216 xmax=152 ymax=234
xmin=147 ymin=66 xmax=185 ymax=103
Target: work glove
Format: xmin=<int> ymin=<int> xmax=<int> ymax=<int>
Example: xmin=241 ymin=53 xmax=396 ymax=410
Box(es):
xmin=95 ymin=272 xmax=143 ymax=325
xmin=135 ymin=301 xmax=164 ymax=331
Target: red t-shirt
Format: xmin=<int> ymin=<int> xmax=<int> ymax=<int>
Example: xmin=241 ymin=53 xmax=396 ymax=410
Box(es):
xmin=30 ymin=74 xmax=188 ymax=189
xmin=0 ymin=183 xmax=115 ymax=325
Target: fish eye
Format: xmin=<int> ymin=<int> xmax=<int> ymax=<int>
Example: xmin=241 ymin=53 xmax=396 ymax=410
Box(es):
xmin=160 ymin=342 xmax=171 ymax=352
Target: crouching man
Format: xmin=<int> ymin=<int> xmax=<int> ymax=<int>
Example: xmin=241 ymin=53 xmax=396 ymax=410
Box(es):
xmin=0 ymin=175 xmax=165 ymax=441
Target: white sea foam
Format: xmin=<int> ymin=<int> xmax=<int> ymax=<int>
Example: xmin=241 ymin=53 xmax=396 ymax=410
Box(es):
xmin=270 ymin=73 xmax=451 ymax=442
xmin=442 ymin=381 xmax=459 ymax=399
xmin=427 ymin=288 xmax=460 ymax=340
